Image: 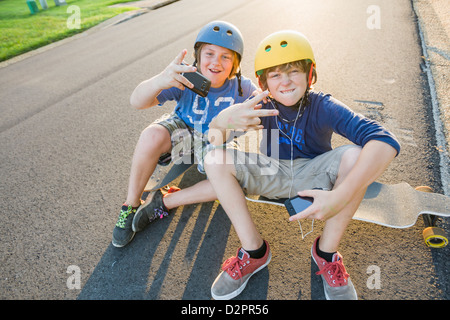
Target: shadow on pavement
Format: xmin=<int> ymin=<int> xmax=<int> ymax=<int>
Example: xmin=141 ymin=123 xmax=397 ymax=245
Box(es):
xmin=77 ymin=167 xmax=271 ymax=300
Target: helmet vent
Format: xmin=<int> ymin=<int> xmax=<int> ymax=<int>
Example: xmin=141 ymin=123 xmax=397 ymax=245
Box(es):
xmin=265 ymin=45 xmax=271 ymax=52
xmin=213 ymin=26 xmax=220 ymax=32
xmin=280 ymin=41 xmax=288 ymax=47
xmin=226 ymin=30 xmax=233 ymax=36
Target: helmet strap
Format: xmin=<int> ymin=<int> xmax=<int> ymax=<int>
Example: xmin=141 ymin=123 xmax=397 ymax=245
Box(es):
xmin=257 ymin=77 xmax=264 ymax=91
xmin=307 ymin=63 xmax=314 ymax=89
xmin=236 ymin=71 xmax=243 ymax=97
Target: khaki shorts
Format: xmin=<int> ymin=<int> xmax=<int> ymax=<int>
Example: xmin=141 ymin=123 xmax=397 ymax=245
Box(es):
xmin=155 ymin=113 xmax=237 ymax=173
xmin=228 ymin=145 xmax=359 ymax=199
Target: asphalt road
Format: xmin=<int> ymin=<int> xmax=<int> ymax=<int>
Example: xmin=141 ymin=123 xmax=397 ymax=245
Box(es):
xmin=0 ymin=0 xmax=448 ymax=302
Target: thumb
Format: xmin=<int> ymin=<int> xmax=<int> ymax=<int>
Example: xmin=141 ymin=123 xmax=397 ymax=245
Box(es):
xmin=287 ymin=190 xmax=316 ymax=222
xmin=297 ymin=189 xmax=317 ymax=199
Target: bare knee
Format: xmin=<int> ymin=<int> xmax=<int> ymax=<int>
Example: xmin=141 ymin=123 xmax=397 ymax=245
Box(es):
xmin=204 ymin=148 xmax=235 ymax=177
xmin=338 ymin=146 xmax=362 ymax=178
xmin=137 ymin=124 xmax=172 ymax=154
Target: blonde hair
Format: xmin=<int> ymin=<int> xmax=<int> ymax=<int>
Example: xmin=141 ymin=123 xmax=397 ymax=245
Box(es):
xmin=194 ymin=43 xmax=240 ymax=79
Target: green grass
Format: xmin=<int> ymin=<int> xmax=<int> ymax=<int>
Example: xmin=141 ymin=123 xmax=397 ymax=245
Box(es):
xmin=0 ymin=0 xmax=140 ymax=62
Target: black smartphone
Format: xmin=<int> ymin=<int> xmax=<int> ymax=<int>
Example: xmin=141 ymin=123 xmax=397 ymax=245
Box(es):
xmin=284 ymin=195 xmax=313 ymax=216
xmin=181 ymin=66 xmax=211 ymax=98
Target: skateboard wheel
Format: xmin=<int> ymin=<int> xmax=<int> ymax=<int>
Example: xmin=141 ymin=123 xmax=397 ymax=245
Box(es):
xmin=415 ymin=186 xmax=433 ymax=193
xmin=422 ymin=227 xmax=448 ymax=248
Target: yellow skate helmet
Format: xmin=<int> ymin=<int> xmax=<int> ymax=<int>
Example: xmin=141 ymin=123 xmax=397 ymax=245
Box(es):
xmin=255 ymin=30 xmax=315 ymax=86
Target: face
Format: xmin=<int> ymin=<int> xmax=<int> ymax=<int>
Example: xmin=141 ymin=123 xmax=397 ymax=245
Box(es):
xmin=266 ymin=66 xmax=307 ymax=106
xmin=199 ymin=44 xmax=234 ymax=88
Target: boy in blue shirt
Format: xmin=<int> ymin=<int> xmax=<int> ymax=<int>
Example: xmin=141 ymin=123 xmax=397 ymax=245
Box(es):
xmin=112 ymin=21 xmax=258 ymax=248
xmin=205 ymin=30 xmax=400 ymax=300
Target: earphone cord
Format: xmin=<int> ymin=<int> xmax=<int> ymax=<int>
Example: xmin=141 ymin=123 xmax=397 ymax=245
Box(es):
xmin=269 ymin=98 xmax=314 ymax=240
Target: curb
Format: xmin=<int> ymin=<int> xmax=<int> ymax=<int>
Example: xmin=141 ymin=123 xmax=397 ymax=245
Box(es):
xmin=109 ymin=0 xmax=179 ymax=10
xmin=412 ymin=0 xmax=450 ymax=195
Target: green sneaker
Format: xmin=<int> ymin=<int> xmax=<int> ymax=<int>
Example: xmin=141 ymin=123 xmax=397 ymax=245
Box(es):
xmin=112 ymin=204 xmax=138 ymax=248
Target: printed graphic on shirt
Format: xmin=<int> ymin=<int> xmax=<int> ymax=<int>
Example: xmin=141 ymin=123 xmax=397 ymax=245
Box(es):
xmin=276 ymin=120 xmax=306 ymax=151
xmin=187 ymin=95 xmax=235 ymax=125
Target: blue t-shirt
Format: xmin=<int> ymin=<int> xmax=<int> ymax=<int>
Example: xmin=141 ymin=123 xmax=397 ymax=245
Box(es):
xmin=260 ymin=91 xmax=401 ymax=159
xmin=157 ymin=76 xmax=257 ymax=133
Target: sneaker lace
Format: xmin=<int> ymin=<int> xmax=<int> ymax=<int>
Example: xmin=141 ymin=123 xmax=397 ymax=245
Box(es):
xmin=222 ymin=256 xmax=244 ymax=279
xmin=116 ymin=205 xmax=133 ymax=228
xmin=316 ymin=260 xmax=350 ymax=286
xmin=153 ymin=207 xmax=169 ymax=220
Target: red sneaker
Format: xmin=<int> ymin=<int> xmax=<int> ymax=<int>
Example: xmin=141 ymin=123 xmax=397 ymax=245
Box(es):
xmin=211 ymin=241 xmax=271 ymax=300
xmin=311 ymin=236 xmax=357 ymax=300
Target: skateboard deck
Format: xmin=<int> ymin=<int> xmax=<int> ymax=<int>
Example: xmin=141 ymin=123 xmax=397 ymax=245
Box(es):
xmin=246 ymin=182 xmax=449 ymax=248
xmin=143 ymin=153 xmax=194 ymax=196
xmin=354 ymin=182 xmax=449 ymax=228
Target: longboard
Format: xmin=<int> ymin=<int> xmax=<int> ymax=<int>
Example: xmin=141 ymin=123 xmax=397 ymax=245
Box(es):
xmin=142 ymin=153 xmax=194 ymax=201
xmin=246 ymin=182 xmax=450 ymax=248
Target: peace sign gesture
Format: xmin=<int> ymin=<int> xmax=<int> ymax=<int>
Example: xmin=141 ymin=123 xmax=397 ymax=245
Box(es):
xmin=130 ymin=49 xmax=199 ymax=109
xmin=208 ymin=90 xmax=279 ymax=145
xmin=157 ymin=49 xmax=197 ymax=91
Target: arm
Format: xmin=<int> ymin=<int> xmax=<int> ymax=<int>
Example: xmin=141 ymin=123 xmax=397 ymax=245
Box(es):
xmin=331 ymin=140 xmax=397 ymax=203
xmin=130 ymin=49 xmax=197 ymax=109
xmin=291 ymin=140 xmax=397 ymax=221
xmin=129 ymin=76 xmax=165 ymax=110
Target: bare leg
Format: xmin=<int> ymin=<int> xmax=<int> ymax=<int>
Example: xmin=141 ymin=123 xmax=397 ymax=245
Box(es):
xmin=125 ymin=124 xmax=172 ymax=207
xmin=163 ymin=179 xmax=218 ymax=209
xmin=127 ymin=125 xmax=225 ymax=211
xmin=319 ymin=141 xmax=397 ymax=253
xmin=204 ymin=149 xmax=263 ymax=251
xmin=319 ymin=147 xmax=364 ymax=253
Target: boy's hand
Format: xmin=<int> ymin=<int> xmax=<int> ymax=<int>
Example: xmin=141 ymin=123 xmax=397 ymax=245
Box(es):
xmin=288 ymin=189 xmax=348 ymax=222
xmin=251 ymin=88 xmax=269 ymax=104
xmin=212 ymin=91 xmax=278 ymax=131
xmin=157 ymin=49 xmax=197 ymax=91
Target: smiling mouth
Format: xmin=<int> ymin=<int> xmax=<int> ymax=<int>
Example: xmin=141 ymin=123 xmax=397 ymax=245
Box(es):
xmin=209 ymin=68 xmax=222 ymax=74
xmin=280 ymin=89 xmax=295 ymax=94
